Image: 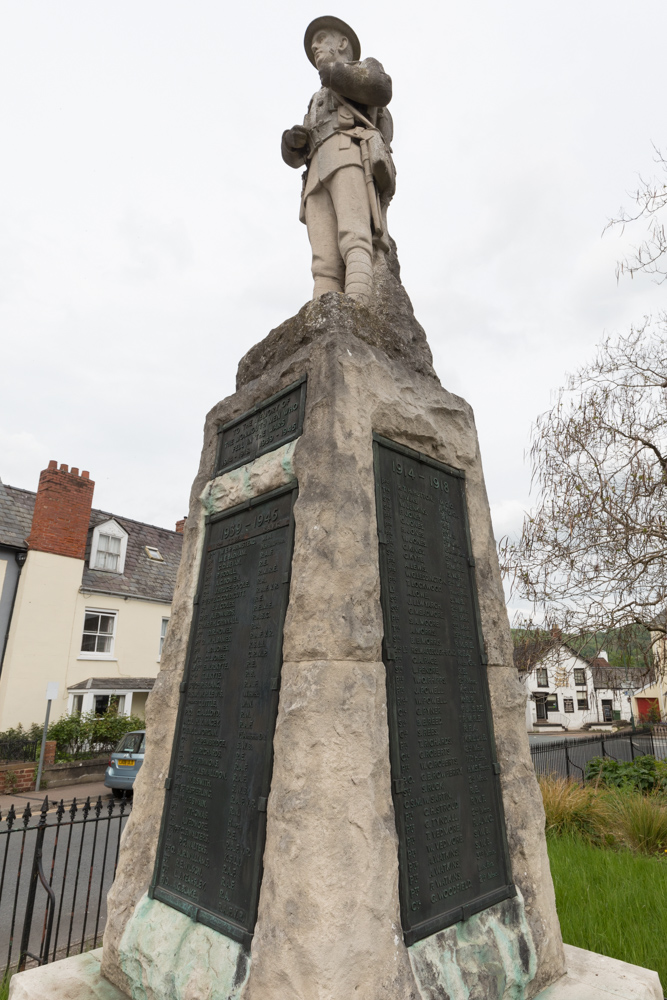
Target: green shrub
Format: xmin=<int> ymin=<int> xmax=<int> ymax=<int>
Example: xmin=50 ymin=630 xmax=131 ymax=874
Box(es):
xmin=47 ymin=710 xmax=145 ymax=760
xmin=585 ymin=754 xmax=667 ymax=794
xmin=0 ymin=722 xmax=43 ymax=743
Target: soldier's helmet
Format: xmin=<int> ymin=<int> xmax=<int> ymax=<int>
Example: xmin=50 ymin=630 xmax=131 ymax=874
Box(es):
xmin=304 ymin=16 xmax=361 ymax=66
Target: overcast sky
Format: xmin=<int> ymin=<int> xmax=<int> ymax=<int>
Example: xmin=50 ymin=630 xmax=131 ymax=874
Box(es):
xmin=2 ymin=0 xmax=665 ymax=610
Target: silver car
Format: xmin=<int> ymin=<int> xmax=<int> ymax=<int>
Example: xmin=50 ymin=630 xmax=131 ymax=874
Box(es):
xmin=104 ymin=730 xmax=145 ymax=797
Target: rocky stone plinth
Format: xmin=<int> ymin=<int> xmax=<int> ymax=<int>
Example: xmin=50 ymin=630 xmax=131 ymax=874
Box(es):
xmin=11 ymin=292 xmax=664 ymax=1000
xmin=237 ymin=244 xmax=438 ymax=388
xmin=93 ymin=294 xmax=564 ymax=1000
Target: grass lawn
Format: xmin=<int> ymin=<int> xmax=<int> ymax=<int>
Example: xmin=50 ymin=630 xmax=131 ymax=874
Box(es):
xmin=548 ymin=834 xmax=667 ymax=992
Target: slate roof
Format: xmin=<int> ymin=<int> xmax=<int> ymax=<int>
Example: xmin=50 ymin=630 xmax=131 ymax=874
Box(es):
xmin=68 ymin=677 xmax=156 ymax=691
xmin=0 ymin=482 xmax=33 ymax=548
xmin=82 ymin=509 xmax=182 ymax=604
xmin=590 ymin=660 xmax=649 ymax=690
xmin=0 ymin=485 xmax=182 ymax=604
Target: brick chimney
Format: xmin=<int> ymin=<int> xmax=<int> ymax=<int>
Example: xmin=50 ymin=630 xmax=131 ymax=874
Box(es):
xmin=175 ymin=517 xmax=187 ymax=534
xmin=27 ymin=461 xmax=95 ymax=560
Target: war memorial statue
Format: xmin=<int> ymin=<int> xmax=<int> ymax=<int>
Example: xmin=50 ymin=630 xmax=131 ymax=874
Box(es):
xmin=9 ymin=16 xmax=663 ymax=1000
xmin=282 ymin=16 xmax=395 ymax=305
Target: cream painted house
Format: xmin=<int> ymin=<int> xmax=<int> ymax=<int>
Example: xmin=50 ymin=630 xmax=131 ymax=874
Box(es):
xmin=0 ymin=461 xmax=183 ymax=729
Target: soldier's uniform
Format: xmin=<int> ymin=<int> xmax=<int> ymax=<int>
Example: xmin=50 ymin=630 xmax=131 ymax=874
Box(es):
xmin=282 ymin=21 xmax=393 ymax=305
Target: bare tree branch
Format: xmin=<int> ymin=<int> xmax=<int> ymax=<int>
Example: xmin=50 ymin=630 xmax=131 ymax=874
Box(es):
xmin=499 ymin=321 xmax=667 ymax=667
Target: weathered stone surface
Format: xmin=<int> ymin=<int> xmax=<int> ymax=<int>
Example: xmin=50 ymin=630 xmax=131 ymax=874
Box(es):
xmin=487 ymin=667 xmax=564 ymax=999
xmin=245 ymin=658 xmax=418 ymax=999
xmin=8 ymin=949 xmax=125 ymax=1000
xmin=408 ymin=890 xmax=536 ymax=999
xmin=236 ymin=261 xmax=438 ymax=390
xmin=101 ymin=300 xmax=564 ymax=999
xmin=535 ymin=944 xmax=663 ymax=1000
xmin=118 ymin=896 xmax=249 ymax=1000
xmin=100 ymin=446 xmax=296 ymax=996
xmin=199 ymin=440 xmax=297 ymax=516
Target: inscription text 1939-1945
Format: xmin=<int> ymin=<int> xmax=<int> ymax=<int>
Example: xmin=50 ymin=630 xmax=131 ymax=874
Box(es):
xmin=150 ymin=484 xmax=297 ymax=947
xmin=373 ymin=435 xmax=514 ymax=946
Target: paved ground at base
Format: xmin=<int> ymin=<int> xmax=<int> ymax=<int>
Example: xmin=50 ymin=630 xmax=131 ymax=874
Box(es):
xmin=0 ymin=780 xmax=113 ymax=815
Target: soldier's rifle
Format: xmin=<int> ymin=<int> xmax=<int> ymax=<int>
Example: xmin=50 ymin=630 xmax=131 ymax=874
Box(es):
xmin=331 ymin=92 xmax=387 ymax=246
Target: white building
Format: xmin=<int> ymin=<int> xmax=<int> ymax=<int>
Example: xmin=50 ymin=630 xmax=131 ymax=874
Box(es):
xmin=520 ymin=642 xmax=635 ymax=732
xmin=0 ymin=460 xmax=184 ymax=728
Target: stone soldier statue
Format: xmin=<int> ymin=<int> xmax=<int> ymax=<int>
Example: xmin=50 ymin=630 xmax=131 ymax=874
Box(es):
xmin=282 ymin=16 xmax=396 ymax=306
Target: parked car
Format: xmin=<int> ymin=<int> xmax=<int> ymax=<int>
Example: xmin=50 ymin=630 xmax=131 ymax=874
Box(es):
xmin=104 ymin=730 xmax=145 ymax=797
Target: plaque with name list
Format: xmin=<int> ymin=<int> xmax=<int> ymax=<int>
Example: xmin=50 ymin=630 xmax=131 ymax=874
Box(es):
xmin=150 ymin=483 xmax=297 ymax=947
xmin=215 ymin=376 xmax=307 ymax=475
xmin=373 ymin=434 xmax=514 ymax=946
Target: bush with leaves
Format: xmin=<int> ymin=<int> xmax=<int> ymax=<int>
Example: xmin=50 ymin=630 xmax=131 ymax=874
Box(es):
xmin=585 ymin=754 xmax=667 ymax=794
xmin=0 ymin=722 xmax=44 ymax=762
xmin=47 ymin=710 xmax=145 ymax=761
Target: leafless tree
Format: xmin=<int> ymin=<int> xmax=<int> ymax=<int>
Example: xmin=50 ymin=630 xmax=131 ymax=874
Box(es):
xmin=608 ymin=145 xmax=667 ymax=282
xmin=499 ymin=321 xmax=667 ymax=668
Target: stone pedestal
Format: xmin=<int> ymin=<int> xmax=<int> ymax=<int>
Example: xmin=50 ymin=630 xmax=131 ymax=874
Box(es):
xmin=10 ymin=293 xmax=662 ymax=1000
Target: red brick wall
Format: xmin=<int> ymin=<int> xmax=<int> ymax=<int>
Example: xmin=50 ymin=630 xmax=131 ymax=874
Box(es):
xmin=27 ymin=461 xmax=95 ymax=560
xmin=43 ymin=740 xmax=56 ymax=766
xmin=0 ymin=764 xmax=36 ymax=794
xmin=0 ymin=743 xmax=56 ymax=794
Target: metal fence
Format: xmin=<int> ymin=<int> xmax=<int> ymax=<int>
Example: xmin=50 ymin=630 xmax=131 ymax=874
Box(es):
xmin=0 ymin=794 xmax=131 ymax=978
xmin=0 ymin=740 xmax=39 ymax=764
xmin=530 ymin=727 xmax=667 ymax=784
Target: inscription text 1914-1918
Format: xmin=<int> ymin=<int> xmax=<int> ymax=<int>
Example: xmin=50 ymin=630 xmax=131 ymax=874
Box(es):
xmin=373 ymin=435 xmax=514 ymax=946
xmin=150 ymin=484 xmax=297 ymax=947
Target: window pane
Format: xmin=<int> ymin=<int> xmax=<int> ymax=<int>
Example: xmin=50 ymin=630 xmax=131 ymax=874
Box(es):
xmin=116 ymin=732 xmax=144 ymax=753
xmin=82 ymin=610 xmax=115 ymax=655
xmin=96 ymin=534 xmax=121 ymax=571
xmin=84 ymin=613 xmax=100 ymax=632
xmin=94 ymin=695 xmax=110 ymax=716
xmin=96 ymin=634 xmax=112 ymax=653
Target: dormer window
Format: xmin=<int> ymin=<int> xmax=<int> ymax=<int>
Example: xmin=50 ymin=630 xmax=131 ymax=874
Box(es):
xmin=97 ymin=534 xmax=121 ymax=571
xmin=90 ymin=519 xmax=128 ymax=575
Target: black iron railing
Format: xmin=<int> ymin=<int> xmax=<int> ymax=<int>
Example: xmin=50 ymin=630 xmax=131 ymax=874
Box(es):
xmin=0 ymin=794 xmax=131 ymax=978
xmin=529 ymin=726 xmax=667 ymax=784
xmin=0 ymin=740 xmax=39 ymax=764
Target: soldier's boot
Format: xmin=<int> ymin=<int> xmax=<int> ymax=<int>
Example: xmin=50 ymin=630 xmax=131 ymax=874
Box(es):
xmin=344 ymin=249 xmax=373 ymax=305
xmin=313 ymin=275 xmax=344 ymax=297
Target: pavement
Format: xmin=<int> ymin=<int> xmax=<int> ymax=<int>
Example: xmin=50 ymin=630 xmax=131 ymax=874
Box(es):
xmin=0 ymin=779 xmax=115 ymax=816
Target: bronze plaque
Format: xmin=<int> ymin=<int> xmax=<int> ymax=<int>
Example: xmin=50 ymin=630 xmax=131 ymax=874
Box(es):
xmin=150 ymin=484 xmax=297 ymax=946
xmin=373 ymin=435 xmax=514 ymax=945
xmin=215 ymin=377 xmax=307 ymax=475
